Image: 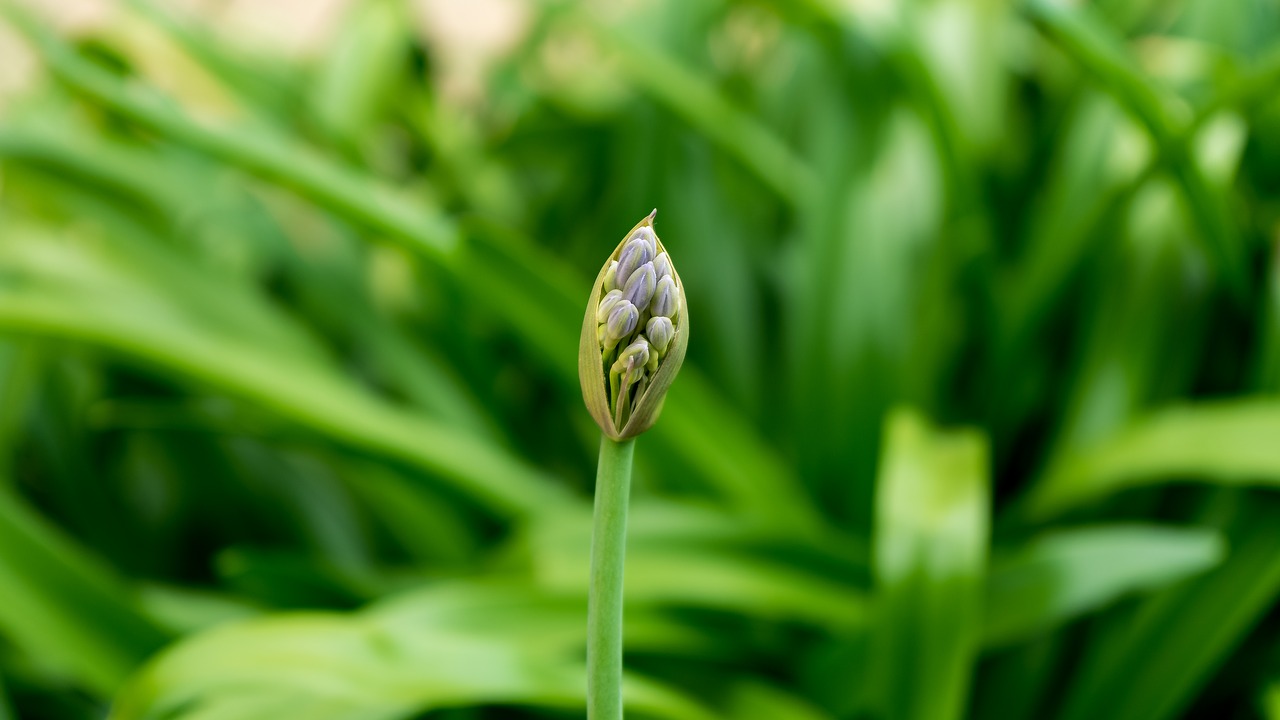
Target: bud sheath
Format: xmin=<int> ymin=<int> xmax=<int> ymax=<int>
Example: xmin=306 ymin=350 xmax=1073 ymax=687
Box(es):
xmin=579 ymin=210 xmax=689 ymax=440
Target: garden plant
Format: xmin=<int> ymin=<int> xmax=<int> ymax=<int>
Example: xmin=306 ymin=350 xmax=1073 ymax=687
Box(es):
xmin=1 ymin=1 xmax=1280 ymax=719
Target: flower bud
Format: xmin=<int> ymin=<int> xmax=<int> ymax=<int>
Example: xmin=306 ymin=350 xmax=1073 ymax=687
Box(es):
xmin=603 ymin=261 xmax=620 ymax=292
xmin=612 ymin=337 xmax=650 ymax=387
xmin=579 ymin=209 xmax=688 ymax=439
xmin=596 ymin=289 xmax=624 ymax=323
xmin=650 ymin=276 xmax=679 ymax=319
xmin=601 ymin=300 xmax=638 ymax=349
xmin=630 ymin=226 xmax=658 ymax=257
xmin=644 ymin=317 xmax=674 ymax=373
xmin=653 ymin=252 xmax=672 ymax=281
xmin=615 ymin=238 xmax=653 ymax=286
xmin=622 ymin=262 xmax=657 ymax=312
xmin=646 ymin=316 xmax=674 ymax=356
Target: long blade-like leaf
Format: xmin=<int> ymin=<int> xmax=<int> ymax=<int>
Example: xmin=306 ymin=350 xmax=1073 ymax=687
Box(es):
xmin=869 ymin=409 xmax=990 ymax=720
xmin=1026 ymin=399 xmax=1280 ymax=517
xmin=983 ymin=525 xmax=1225 ymax=647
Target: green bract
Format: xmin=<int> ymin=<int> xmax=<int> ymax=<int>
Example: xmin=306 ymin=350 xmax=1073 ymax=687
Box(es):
xmin=579 ymin=210 xmax=689 ymax=440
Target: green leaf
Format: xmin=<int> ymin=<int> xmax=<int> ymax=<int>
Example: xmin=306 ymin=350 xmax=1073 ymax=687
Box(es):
xmin=0 ymin=225 xmax=571 ymax=518
xmin=722 ymin=681 xmax=835 ymax=720
xmin=0 ymin=341 xmax=41 ymax=480
xmin=5 ymin=8 xmax=816 ymax=530
xmin=572 ymin=9 xmax=817 ymax=207
xmin=342 ymin=463 xmax=478 ymax=565
xmin=525 ymin=502 xmax=867 ymax=629
xmin=983 ymin=525 xmax=1225 ymax=647
xmin=0 ymin=490 xmax=170 ymax=696
xmin=112 ymin=582 xmax=719 ymax=720
xmin=869 ymin=409 xmax=990 ymax=720
xmin=1058 ymin=493 xmax=1280 ymax=720
xmin=0 ymin=673 xmax=13 ymax=720
xmin=996 ymin=94 xmax=1151 ymax=361
xmin=789 ymin=106 xmax=946 ymax=524
xmin=137 ymin=585 xmax=262 ymax=636
xmin=1026 ymin=399 xmax=1280 ymax=517
xmin=2 ymin=3 xmax=459 ymax=258
xmin=1023 ymin=0 xmax=1246 ymax=295
xmin=119 ymin=0 xmax=302 ymax=119
xmin=308 ymin=0 xmax=410 ymax=144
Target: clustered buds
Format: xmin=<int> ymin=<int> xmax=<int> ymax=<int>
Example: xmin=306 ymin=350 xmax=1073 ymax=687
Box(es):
xmin=579 ymin=210 xmax=688 ymax=440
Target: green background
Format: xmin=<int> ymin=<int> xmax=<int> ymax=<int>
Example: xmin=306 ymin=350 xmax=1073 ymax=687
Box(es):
xmin=1 ymin=0 xmax=1280 ymax=718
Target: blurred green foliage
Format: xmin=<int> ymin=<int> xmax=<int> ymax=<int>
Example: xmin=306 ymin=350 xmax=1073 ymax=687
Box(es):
xmin=1 ymin=0 xmax=1280 ymax=718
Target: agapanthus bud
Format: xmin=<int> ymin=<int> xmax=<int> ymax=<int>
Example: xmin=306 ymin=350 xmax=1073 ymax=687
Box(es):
xmin=650 ymin=276 xmax=678 ymax=319
xmin=646 ymin=316 xmax=673 ymax=356
xmin=612 ymin=337 xmax=650 ymax=386
xmin=579 ymin=210 xmax=689 ymax=439
xmin=603 ymin=261 xmax=620 ymax=292
xmin=596 ymin=289 xmax=625 ymax=324
xmin=601 ymin=300 xmax=639 ymax=348
xmin=653 ymin=252 xmax=672 ymax=281
xmin=615 ymin=238 xmax=653 ymax=286
xmin=645 ymin=317 xmax=674 ymax=373
xmin=631 ymin=226 xmax=658 ymax=257
xmin=622 ymin=262 xmax=657 ymax=312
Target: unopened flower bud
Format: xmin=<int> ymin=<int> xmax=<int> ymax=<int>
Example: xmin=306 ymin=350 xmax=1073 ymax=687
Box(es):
xmin=644 ymin=317 xmax=674 ymax=373
xmin=622 ymin=262 xmax=657 ymax=312
xmin=653 ymin=252 xmax=672 ymax=281
xmin=596 ymin=289 xmax=624 ymax=324
xmin=650 ymin=276 xmax=679 ymax=319
xmin=603 ymin=261 xmax=620 ymax=292
xmin=615 ymin=238 xmax=653 ymax=285
xmin=646 ymin=316 xmax=674 ymax=356
xmin=612 ymin=337 xmax=650 ymax=386
xmin=630 ymin=226 xmax=658 ymax=257
xmin=601 ymin=300 xmax=638 ymax=349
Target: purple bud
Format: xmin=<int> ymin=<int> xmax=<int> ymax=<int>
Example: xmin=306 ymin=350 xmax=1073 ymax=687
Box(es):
xmin=615 ymin=238 xmax=653 ymax=286
xmin=653 ymin=252 xmax=673 ymax=281
xmin=622 ymin=262 xmax=657 ymax=312
xmin=596 ymin=289 xmax=624 ymax=324
xmin=650 ymin=275 xmax=679 ymax=318
xmin=630 ymin=226 xmax=658 ymax=257
xmin=646 ymin=316 xmax=674 ymax=356
xmin=602 ymin=300 xmax=639 ymax=344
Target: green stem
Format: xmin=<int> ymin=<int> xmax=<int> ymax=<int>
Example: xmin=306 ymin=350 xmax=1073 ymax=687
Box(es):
xmin=587 ymin=436 xmax=636 ymax=720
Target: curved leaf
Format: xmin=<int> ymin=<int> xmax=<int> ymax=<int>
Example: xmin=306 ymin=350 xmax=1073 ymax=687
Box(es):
xmin=111 ymin=581 xmax=718 ymax=720
xmin=0 ymin=491 xmax=169 ymax=696
xmin=869 ymin=410 xmax=990 ymax=720
xmin=525 ymin=503 xmax=868 ymax=630
xmin=983 ymin=525 xmax=1225 ymax=647
xmin=1027 ymin=400 xmax=1280 ymax=517
xmin=0 ymin=227 xmax=570 ymax=518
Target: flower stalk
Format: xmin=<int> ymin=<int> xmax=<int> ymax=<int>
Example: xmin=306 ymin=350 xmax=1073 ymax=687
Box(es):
xmin=586 ymin=435 xmax=634 ymax=720
xmin=580 ymin=210 xmax=688 ymax=719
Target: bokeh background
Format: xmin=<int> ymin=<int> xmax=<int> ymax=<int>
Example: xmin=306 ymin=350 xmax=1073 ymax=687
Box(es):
xmin=2 ymin=0 xmax=1280 ymax=718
